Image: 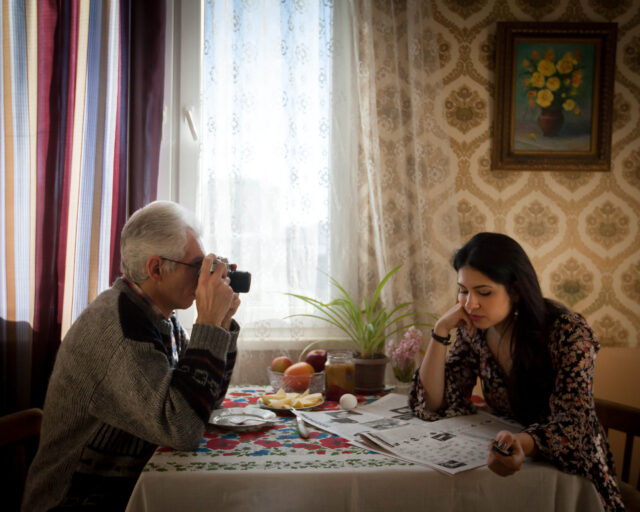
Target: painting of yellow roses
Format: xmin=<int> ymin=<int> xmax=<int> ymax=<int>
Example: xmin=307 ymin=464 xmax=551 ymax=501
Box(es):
xmin=492 ymin=22 xmax=617 ymax=172
xmin=517 ymin=45 xmax=590 ymax=143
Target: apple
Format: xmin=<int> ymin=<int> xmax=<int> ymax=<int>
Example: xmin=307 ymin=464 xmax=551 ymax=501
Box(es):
xmin=270 ymin=356 xmax=293 ymax=373
xmin=304 ymin=349 xmax=327 ymax=373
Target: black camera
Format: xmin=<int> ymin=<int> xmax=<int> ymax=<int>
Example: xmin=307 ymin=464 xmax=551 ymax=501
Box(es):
xmin=211 ymin=258 xmax=251 ymax=293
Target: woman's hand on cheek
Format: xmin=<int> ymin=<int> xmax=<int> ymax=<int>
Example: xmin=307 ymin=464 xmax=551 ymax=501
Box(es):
xmin=487 ymin=430 xmax=525 ymax=477
xmin=436 ymin=303 xmax=476 ymax=338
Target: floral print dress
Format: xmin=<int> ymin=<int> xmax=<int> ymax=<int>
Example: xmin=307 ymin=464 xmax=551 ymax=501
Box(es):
xmin=409 ymin=311 xmax=624 ymax=511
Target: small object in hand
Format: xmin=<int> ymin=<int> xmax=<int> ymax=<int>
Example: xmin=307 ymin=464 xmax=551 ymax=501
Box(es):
xmin=339 ymin=393 xmax=358 ymax=411
xmin=491 ymin=440 xmax=512 ymax=457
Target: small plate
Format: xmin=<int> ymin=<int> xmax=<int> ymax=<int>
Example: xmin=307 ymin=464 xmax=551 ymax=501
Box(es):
xmin=209 ymin=407 xmax=277 ymax=431
xmin=257 ymin=397 xmax=325 ymax=412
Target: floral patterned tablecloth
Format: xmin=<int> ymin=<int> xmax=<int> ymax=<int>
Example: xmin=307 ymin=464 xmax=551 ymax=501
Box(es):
xmin=126 ymin=387 xmax=604 ymax=512
xmin=148 ymin=386 xmax=413 ymax=473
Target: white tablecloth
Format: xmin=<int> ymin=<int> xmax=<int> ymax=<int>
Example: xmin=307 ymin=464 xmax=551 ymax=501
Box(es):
xmin=127 ymin=460 xmax=603 ymax=512
xmin=126 ymin=387 xmax=604 ymax=512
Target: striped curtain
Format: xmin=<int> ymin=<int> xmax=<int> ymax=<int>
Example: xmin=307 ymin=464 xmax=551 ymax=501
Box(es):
xmin=0 ymin=0 xmax=164 ymax=415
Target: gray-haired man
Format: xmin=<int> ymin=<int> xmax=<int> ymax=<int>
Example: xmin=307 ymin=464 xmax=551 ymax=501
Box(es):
xmin=23 ymin=201 xmax=240 ymax=511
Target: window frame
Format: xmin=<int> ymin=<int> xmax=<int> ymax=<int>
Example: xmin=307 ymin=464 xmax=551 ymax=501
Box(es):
xmin=158 ymin=0 xmax=202 ymax=206
xmin=159 ymin=0 xmax=359 ymax=341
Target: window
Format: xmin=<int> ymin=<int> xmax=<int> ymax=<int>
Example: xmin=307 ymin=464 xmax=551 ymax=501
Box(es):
xmin=162 ymin=1 xmax=357 ymax=342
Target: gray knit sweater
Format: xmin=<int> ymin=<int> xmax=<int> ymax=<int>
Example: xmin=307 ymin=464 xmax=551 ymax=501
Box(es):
xmin=22 ymin=278 xmax=238 ymax=511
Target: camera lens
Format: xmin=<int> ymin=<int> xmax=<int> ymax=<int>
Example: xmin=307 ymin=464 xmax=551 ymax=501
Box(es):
xmin=211 ymin=258 xmax=251 ymax=293
xmin=229 ymin=270 xmax=251 ymax=293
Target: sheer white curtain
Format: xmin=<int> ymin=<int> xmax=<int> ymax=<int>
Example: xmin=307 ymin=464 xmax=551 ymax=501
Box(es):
xmin=199 ymin=1 xmax=358 ymax=381
xmin=353 ymin=0 xmax=459 ymax=330
xmin=189 ymin=0 xmax=459 ymax=383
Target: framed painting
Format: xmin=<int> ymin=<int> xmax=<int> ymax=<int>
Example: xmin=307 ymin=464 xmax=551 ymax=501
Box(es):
xmin=492 ymin=22 xmax=617 ymax=172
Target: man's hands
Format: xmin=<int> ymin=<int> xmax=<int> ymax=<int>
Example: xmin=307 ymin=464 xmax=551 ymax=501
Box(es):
xmin=487 ymin=430 xmax=535 ymax=477
xmin=194 ymin=254 xmax=240 ymax=328
xmin=221 ymin=293 xmax=240 ymax=330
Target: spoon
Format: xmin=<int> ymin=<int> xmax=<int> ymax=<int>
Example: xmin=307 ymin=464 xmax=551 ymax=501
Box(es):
xmin=226 ymin=415 xmax=262 ymax=425
xmin=286 ymin=406 xmax=309 ymax=438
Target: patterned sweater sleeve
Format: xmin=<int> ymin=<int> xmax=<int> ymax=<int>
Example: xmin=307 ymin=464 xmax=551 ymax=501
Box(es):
xmin=212 ymin=319 xmax=239 ymax=410
xmin=171 ymin=319 xmax=239 ymax=420
xmin=173 ymin=314 xmax=239 ymax=411
xmin=409 ymin=328 xmax=480 ymax=420
xmin=87 ymin=294 xmax=240 ymax=451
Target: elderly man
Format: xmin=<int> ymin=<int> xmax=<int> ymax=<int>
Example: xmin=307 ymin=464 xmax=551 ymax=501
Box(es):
xmin=22 ymin=201 xmax=240 ymax=511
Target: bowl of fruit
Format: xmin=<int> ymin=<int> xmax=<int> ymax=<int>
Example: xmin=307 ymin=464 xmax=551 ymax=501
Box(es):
xmin=268 ymin=350 xmax=327 ymax=394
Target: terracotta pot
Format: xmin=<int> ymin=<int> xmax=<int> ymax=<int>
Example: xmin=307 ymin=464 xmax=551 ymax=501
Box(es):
xmin=537 ymin=107 xmax=564 ymax=137
xmin=353 ymin=354 xmax=388 ymax=394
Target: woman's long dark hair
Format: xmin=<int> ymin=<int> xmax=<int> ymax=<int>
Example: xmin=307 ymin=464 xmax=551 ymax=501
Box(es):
xmin=452 ymin=232 xmax=565 ymax=426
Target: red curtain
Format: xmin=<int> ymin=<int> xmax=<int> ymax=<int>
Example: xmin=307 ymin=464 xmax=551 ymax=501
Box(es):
xmin=0 ymin=0 xmax=165 ymax=415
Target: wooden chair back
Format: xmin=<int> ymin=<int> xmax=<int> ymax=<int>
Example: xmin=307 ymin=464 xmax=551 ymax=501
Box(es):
xmin=594 ymin=398 xmax=640 ymax=490
xmin=0 ymin=408 xmax=43 ymax=512
xmin=594 ymin=397 xmax=640 ymax=511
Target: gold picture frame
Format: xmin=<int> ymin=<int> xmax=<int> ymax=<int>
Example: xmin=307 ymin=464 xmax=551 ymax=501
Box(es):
xmin=492 ymin=22 xmax=617 ymax=172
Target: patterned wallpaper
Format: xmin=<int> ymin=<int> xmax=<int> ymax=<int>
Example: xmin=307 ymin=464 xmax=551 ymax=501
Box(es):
xmin=428 ymin=0 xmax=640 ymax=348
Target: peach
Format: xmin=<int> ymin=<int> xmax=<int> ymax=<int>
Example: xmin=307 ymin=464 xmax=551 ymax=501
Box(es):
xmin=270 ymin=356 xmax=293 ymax=373
xmin=283 ymin=362 xmax=314 ymax=392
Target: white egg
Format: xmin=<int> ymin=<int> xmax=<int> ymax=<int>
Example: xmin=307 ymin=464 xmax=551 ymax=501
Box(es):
xmin=339 ymin=393 xmax=358 ymax=410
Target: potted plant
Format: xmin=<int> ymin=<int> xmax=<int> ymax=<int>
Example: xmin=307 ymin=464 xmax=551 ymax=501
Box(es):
xmin=286 ymin=265 xmax=434 ymax=393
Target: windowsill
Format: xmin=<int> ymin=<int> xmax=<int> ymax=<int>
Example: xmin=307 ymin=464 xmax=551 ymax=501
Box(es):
xmin=236 ymin=337 xmax=352 ymax=351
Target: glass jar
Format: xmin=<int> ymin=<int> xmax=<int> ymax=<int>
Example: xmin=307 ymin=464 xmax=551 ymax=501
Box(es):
xmin=324 ymin=350 xmax=355 ymax=401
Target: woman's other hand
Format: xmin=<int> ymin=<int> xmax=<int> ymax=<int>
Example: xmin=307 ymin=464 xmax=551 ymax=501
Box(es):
xmin=487 ymin=430 xmax=531 ymax=477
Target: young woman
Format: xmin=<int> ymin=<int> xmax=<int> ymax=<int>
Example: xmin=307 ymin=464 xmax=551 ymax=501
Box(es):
xmin=410 ymin=232 xmax=624 ymax=511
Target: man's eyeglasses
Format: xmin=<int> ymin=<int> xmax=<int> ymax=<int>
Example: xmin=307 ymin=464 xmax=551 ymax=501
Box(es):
xmin=161 ymin=257 xmax=203 ymax=275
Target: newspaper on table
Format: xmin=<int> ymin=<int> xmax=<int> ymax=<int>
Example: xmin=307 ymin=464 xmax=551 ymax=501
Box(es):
xmin=297 ymin=393 xmax=522 ymax=475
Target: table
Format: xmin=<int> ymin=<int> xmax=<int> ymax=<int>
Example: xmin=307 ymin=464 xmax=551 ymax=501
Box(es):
xmin=126 ymin=387 xmax=604 ymax=512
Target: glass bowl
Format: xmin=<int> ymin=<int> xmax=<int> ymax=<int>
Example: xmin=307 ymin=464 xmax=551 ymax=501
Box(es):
xmin=267 ymin=367 xmax=325 ymax=394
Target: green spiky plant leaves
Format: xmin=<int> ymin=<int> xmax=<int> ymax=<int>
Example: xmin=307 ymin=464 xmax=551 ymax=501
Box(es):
xmin=286 ymin=265 xmax=435 ymax=358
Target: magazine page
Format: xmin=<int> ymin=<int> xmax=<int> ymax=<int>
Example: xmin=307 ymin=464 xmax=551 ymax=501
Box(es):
xmin=297 ymin=393 xmax=422 ymax=443
xmin=297 ymin=393 xmax=522 ymax=474
xmin=359 ymin=411 xmax=520 ymax=474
